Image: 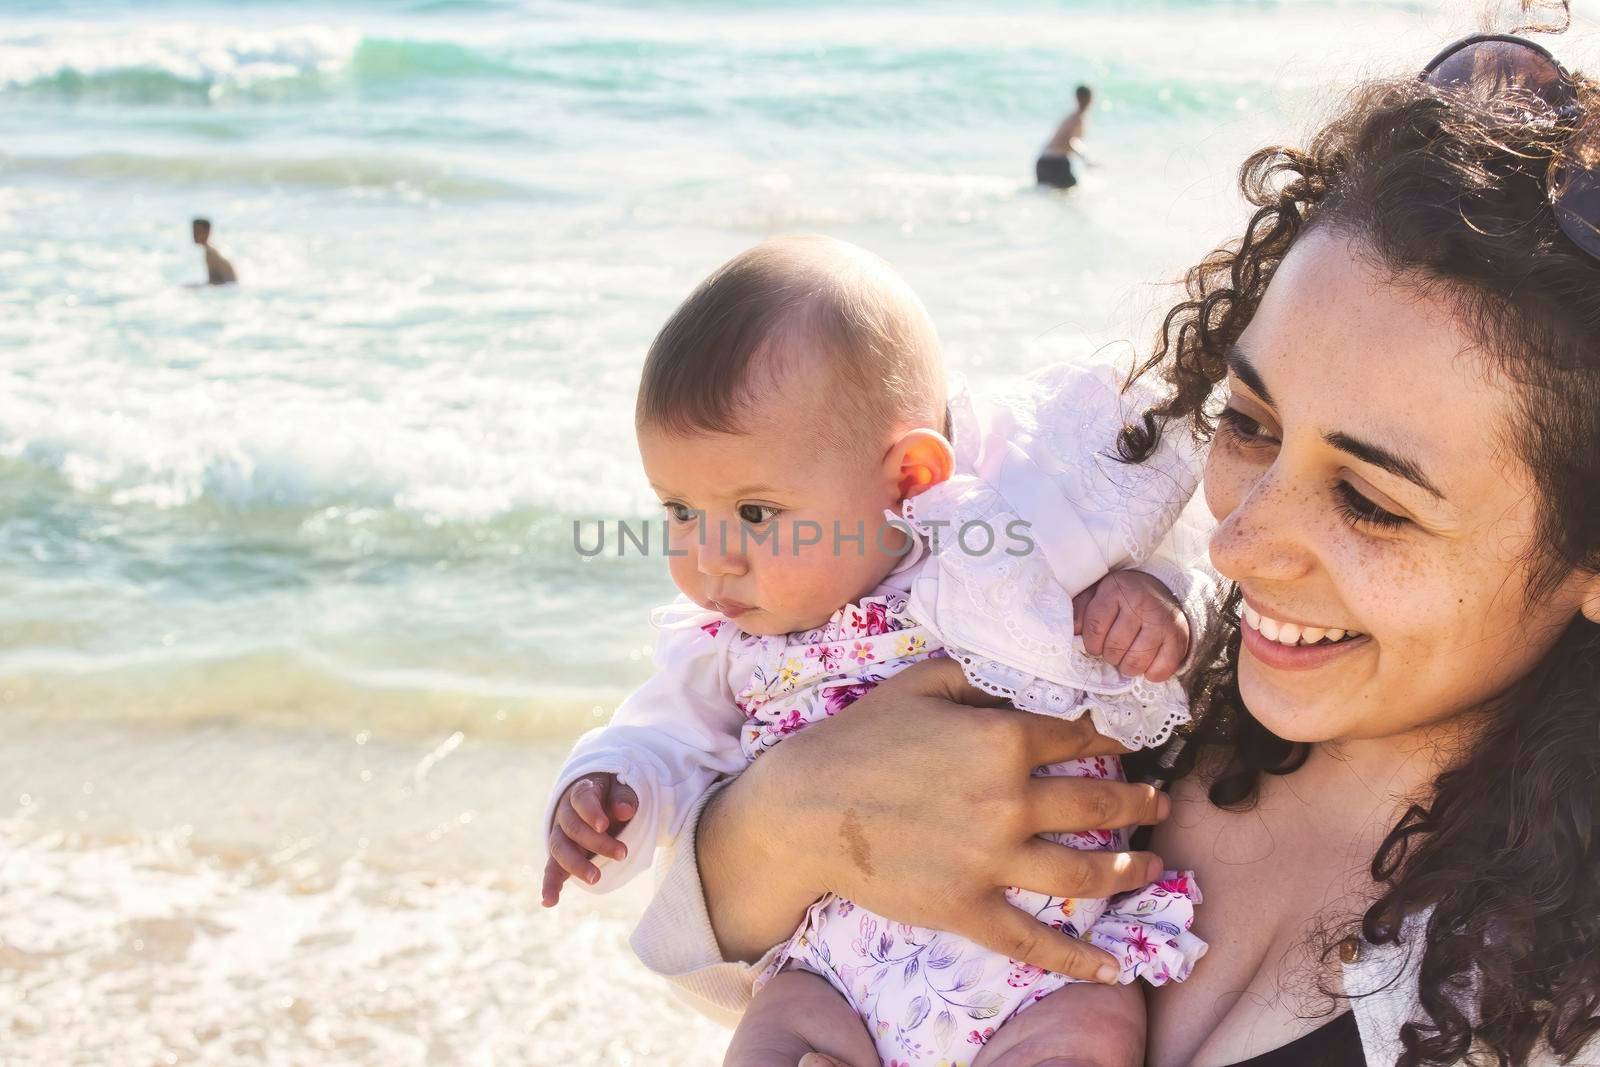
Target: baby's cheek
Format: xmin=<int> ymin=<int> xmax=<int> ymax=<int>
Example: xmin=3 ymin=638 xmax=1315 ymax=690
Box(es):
xmin=665 ymin=551 xmax=701 ymax=602
xmin=765 ymin=551 xmax=860 ymax=621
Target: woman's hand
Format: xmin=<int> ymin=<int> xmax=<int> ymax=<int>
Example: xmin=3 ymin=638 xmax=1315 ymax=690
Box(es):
xmin=697 ymin=657 xmax=1170 ymax=983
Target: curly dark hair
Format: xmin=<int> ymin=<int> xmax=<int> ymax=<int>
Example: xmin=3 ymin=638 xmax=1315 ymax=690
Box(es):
xmin=1117 ymin=38 xmax=1600 ymax=1067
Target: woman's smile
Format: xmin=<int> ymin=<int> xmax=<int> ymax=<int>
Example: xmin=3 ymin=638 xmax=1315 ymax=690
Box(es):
xmin=1239 ymin=594 xmax=1370 ymax=672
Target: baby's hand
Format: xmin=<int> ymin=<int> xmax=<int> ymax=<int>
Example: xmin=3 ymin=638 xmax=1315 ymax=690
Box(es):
xmin=1072 ymin=570 xmax=1190 ymax=683
xmin=541 ymin=772 xmax=639 ymax=907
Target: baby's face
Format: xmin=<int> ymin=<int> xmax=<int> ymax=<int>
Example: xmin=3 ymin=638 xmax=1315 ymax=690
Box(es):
xmin=638 ymin=399 xmax=911 ymax=637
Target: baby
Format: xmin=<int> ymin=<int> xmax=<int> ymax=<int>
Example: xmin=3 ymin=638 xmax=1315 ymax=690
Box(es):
xmin=542 ymin=235 xmax=1206 ymax=1067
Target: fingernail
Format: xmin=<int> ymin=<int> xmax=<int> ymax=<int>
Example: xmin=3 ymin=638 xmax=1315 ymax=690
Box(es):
xmin=1096 ymin=964 xmax=1118 ymax=985
xmin=1156 ymin=793 xmax=1172 ymax=820
xmin=586 ymin=870 xmax=599 ymax=884
xmin=616 ymin=803 xmax=635 ymax=819
xmin=1146 ymin=857 xmax=1164 ymax=882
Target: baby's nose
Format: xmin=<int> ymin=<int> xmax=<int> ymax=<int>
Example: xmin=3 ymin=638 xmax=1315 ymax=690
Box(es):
xmin=696 ymin=534 xmax=747 ymax=577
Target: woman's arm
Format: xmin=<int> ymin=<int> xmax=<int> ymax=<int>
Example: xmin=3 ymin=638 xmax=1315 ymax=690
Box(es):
xmin=695 ymin=657 xmax=1172 ymax=982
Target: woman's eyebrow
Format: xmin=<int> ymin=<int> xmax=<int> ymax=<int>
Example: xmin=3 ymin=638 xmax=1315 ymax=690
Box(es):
xmin=1225 ymin=345 xmax=1274 ymax=406
xmin=1323 ymin=431 xmax=1445 ymax=500
xmin=1226 ymin=344 xmax=1445 ymax=500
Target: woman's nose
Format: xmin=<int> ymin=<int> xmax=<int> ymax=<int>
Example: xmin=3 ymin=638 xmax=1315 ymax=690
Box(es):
xmin=1207 ymin=468 xmax=1316 ymax=585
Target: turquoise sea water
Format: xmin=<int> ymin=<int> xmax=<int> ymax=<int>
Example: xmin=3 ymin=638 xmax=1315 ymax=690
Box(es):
xmin=5 ymin=2 xmax=1553 ymax=1062
xmin=1 ymin=0 xmax=1481 ymax=744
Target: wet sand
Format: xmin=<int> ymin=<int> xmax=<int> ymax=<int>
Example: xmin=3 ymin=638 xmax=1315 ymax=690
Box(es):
xmin=0 ymin=716 xmax=727 ymax=1065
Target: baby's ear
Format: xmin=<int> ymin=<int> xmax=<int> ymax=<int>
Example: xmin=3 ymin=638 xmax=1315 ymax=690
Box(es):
xmin=890 ymin=428 xmax=954 ymax=500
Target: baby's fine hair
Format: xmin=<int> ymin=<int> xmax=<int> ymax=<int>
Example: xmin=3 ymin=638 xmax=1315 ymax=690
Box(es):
xmin=636 ymin=235 xmax=947 ymax=447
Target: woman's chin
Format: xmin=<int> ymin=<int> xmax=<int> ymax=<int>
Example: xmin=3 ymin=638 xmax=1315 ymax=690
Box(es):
xmin=1237 ymin=661 xmax=1348 ymax=744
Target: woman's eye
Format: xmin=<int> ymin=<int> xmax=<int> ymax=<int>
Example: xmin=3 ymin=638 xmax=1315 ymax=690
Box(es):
xmin=738 ymin=504 xmax=779 ymax=525
xmin=1333 ymin=481 xmax=1408 ymax=530
xmin=664 ymin=502 xmax=697 ymax=524
xmin=1218 ymin=406 xmax=1277 ymax=445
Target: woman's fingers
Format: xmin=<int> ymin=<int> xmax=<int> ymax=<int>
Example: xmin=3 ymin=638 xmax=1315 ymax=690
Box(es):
xmin=1017 ymin=712 xmax=1132 ymax=762
xmin=966 ymin=893 xmax=1122 ymax=984
xmin=556 ymin=803 xmax=627 ymax=862
xmin=1007 ymin=838 xmax=1164 ymax=901
xmin=1027 ymin=775 xmax=1169 ymax=834
xmin=901 ymin=656 xmax=1011 ymax=708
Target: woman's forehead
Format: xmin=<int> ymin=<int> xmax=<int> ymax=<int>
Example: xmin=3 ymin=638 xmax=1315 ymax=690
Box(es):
xmin=1237 ymin=229 xmax=1526 ymax=497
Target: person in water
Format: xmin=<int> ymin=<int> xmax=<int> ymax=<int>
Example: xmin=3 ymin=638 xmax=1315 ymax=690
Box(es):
xmin=192 ymin=218 xmax=237 ymax=286
xmin=1037 ymin=84 xmax=1092 ymax=190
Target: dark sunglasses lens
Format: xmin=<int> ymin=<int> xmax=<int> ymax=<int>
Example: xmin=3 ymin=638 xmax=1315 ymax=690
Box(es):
xmin=1426 ymin=39 xmax=1574 ymax=111
xmin=1552 ymin=160 xmax=1600 ymax=260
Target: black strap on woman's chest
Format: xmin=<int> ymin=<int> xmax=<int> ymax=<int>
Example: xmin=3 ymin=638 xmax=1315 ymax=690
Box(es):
xmin=1219 ymin=1012 xmax=1364 ymax=1067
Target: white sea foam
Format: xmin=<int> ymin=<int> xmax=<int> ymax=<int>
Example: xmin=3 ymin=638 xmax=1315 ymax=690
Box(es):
xmin=0 ymin=719 xmax=726 ymax=1065
xmin=0 ymin=23 xmax=361 ymax=95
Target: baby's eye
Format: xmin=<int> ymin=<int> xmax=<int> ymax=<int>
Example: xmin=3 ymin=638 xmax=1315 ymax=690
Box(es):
xmin=738 ymin=504 xmax=779 ymax=525
xmin=664 ymin=502 xmax=698 ymax=524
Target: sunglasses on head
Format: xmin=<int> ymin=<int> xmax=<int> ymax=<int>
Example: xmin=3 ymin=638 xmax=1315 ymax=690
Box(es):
xmin=1421 ymin=33 xmax=1600 ymax=260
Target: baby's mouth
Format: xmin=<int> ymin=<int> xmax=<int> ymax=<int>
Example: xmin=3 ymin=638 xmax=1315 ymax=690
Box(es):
xmin=707 ymin=598 xmax=754 ymax=618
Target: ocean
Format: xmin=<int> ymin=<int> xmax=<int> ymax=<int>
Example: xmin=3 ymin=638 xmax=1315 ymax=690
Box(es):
xmin=0 ymin=1 xmax=1516 ymax=1062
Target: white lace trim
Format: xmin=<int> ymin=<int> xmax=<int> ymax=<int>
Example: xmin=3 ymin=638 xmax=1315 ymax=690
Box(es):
xmin=902 ymin=476 xmax=1083 ymax=664
xmin=906 ymin=359 xmax=1203 ymax=751
xmin=949 ymin=646 xmax=1192 ymax=751
xmin=999 ymin=359 xmax=1202 ymax=565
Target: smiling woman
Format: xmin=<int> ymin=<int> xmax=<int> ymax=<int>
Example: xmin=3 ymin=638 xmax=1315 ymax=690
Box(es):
xmin=1196 ymin=230 xmax=1589 ymax=746
xmin=1117 ymin=54 xmax=1600 ymax=1064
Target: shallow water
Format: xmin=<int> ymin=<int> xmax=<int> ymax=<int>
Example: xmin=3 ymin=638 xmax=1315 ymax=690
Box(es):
xmin=0 ymin=0 xmax=1541 ymax=1062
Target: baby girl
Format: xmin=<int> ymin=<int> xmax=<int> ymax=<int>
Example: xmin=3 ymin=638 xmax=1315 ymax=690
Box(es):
xmin=542 ymin=235 xmax=1207 ymax=1067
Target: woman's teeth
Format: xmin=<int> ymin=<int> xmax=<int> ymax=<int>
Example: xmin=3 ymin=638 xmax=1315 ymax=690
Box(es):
xmin=1241 ymin=603 xmax=1362 ymax=647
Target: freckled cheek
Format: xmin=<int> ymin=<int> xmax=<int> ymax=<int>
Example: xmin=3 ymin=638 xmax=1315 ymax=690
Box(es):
xmin=1202 ymin=447 xmax=1258 ymax=524
xmin=1325 ymin=541 xmax=1465 ymax=665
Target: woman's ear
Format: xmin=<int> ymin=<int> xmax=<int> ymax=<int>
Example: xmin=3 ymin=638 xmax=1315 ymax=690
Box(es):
xmin=888 ymin=428 xmax=955 ymax=501
xmin=1581 ymin=572 xmax=1600 ymax=626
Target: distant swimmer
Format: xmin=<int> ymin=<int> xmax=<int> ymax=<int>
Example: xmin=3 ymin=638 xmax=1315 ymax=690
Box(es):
xmin=192 ymin=218 xmax=237 ymax=286
xmin=1036 ymin=84 xmax=1093 ymax=190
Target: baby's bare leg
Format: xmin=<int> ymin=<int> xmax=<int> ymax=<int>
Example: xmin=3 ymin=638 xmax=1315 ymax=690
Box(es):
xmin=972 ymin=983 xmax=1145 ymax=1067
xmin=724 ymin=970 xmax=877 ymax=1067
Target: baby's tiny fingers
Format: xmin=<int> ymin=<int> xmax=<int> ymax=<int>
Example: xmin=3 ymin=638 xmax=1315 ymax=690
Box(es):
xmin=570 ymin=778 xmax=609 ymax=832
xmin=1115 ymin=627 xmax=1161 ymax=678
xmin=1071 ymin=589 xmax=1094 ymax=636
xmin=1079 ymin=599 xmax=1116 ymax=658
xmin=607 ymin=781 xmax=639 ymax=823
xmin=1145 ymin=636 xmax=1187 ymax=683
xmin=557 ymin=803 xmax=627 ymax=862
xmin=540 ymin=856 xmax=569 ymax=907
xmin=548 ymin=831 xmax=601 ymax=886
xmin=1101 ymin=610 xmax=1145 ymax=669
